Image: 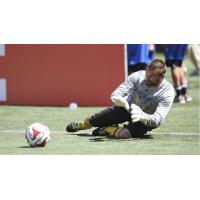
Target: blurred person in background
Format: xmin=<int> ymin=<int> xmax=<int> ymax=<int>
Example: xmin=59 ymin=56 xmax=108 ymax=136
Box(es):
xmin=187 ymin=44 xmax=200 ymax=76
xmin=165 ymin=44 xmax=192 ymax=104
xmin=127 ymin=44 xmax=155 ymax=75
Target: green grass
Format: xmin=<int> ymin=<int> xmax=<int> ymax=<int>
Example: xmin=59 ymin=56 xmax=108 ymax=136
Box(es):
xmin=0 ymin=106 xmax=199 ymax=155
xmin=0 ymin=54 xmax=199 ymax=155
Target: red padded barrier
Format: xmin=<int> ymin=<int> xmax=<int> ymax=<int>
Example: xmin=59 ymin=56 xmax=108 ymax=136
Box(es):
xmin=0 ymin=44 xmax=125 ymax=106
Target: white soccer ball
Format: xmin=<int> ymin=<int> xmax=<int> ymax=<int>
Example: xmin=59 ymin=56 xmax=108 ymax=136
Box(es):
xmin=25 ymin=123 xmax=51 ymax=147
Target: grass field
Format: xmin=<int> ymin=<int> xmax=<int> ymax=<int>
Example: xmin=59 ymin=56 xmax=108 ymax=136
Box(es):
xmin=0 ymin=54 xmax=199 ymax=154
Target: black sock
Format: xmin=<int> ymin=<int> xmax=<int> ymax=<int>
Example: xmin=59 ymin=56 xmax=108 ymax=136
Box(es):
xmin=181 ymin=84 xmax=187 ymax=95
xmin=176 ymin=86 xmax=182 ymax=96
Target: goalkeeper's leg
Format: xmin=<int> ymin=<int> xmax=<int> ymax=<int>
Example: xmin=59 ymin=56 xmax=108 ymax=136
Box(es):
xmin=96 ymin=121 xmax=154 ymax=139
xmin=92 ymin=125 xmax=132 ymax=139
xmin=66 ymin=106 xmax=131 ymax=133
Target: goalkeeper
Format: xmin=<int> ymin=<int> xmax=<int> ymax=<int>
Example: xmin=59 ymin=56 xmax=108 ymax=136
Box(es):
xmin=66 ymin=59 xmax=175 ymax=139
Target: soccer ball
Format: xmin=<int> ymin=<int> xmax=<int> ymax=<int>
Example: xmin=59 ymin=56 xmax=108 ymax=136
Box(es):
xmin=25 ymin=123 xmax=50 ymax=147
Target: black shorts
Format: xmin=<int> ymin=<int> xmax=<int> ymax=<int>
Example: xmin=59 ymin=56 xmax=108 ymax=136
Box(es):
xmin=88 ymin=106 xmax=154 ymax=137
xmin=165 ymin=59 xmax=183 ymax=68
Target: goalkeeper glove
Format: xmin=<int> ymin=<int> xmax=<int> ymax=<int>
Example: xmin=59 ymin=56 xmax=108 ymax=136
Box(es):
xmin=131 ymin=104 xmax=149 ymax=124
xmin=111 ymin=96 xmax=129 ymax=110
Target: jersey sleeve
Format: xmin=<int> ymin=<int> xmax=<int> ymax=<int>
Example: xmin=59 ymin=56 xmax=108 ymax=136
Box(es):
xmin=145 ymin=86 xmax=175 ymax=128
xmin=111 ymin=71 xmax=140 ymax=98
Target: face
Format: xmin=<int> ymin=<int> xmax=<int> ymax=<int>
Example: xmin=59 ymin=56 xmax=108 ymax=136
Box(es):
xmin=145 ymin=67 xmax=164 ymax=86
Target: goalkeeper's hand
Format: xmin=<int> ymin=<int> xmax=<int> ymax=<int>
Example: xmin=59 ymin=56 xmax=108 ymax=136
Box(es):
xmin=111 ymin=96 xmax=129 ymax=110
xmin=131 ymin=104 xmax=149 ymax=124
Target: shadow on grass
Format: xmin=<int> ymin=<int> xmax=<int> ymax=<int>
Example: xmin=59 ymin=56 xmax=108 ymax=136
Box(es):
xmin=133 ymin=135 xmax=154 ymax=140
xmin=77 ymin=132 xmax=154 ymax=142
xmin=90 ymin=135 xmax=154 ymax=142
xmin=18 ymin=146 xmax=46 ymax=148
xmin=18 ymin=146 xmax=33 ymax=148
xmin=89 ymin=137 xmax=109 ymax=142
xmin=77 ymin=133 xmax=92 ymax=137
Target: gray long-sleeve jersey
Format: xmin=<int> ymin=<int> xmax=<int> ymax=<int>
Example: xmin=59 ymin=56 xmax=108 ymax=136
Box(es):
xmin=111 ymin=70 xmax=175 ymax=128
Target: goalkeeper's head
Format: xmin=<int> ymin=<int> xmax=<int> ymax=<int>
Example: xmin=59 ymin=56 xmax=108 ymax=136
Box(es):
xmin=145 ymin=59 xmax=166 ymax=86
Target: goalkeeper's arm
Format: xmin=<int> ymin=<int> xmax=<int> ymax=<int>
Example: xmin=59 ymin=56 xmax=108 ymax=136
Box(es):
xmin=110 ymin=72 xmax=141 ymax=111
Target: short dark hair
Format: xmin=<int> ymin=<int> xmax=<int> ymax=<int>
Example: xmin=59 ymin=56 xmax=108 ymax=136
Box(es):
xmin=148 ymin=59 xmax=166 ymax=75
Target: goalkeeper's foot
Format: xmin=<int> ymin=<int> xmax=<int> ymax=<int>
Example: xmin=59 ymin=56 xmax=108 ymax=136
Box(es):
xmin=92 ymin=127 xmax=107 ymax=136
xmin=66 ymin=121 xmax=82 ymax=132
xmin=92 ymin=124 xmax=119 ymax=136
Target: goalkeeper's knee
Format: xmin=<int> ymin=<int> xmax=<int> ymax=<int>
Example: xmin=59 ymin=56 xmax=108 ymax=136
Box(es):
xmin=115 ymin=128 xmax=132 ymax=139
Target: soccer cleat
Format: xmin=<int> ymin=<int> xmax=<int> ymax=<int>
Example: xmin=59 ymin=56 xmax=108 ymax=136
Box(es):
xmin=184 ymin=93 xmax=192 ymax=102
xmin=92 ymin=127 xmax=107 ymax=136
xmin=92 ymin=124 xmax=119 ymax=136
xmin=66 ymin=121 xmax=82 ymax=132
xmin=174 ymin=95 xmax=186 ymax=104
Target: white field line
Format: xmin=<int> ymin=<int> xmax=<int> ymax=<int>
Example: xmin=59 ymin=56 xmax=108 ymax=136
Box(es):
xmin=0 ymin=130 xmax=199 ymax=136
